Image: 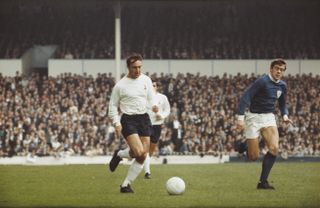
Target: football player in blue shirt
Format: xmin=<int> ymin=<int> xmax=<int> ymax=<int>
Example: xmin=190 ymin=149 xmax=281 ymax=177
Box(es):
xmin=237 ymin=59 xmax=293 ymax=190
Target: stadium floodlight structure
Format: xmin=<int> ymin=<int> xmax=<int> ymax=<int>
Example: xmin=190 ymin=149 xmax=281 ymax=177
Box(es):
xmin=114 ymin=0 xmax=121 ymax=82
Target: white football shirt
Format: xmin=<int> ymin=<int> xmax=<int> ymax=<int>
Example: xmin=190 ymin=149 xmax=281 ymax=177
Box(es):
xmin=108 ymin=73 xmax=156 ymax=126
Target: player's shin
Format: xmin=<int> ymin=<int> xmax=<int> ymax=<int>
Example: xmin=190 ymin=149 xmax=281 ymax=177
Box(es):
xmin=259 ymin=151 xmax=276 ymax=183
xmin=121 ymin=160 xmax=143 ymax=187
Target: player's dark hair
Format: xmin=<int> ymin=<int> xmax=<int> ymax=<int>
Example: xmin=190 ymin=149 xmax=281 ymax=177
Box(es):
xmin=126 ymin=53 xmax=143 ymax=68
xmin=270 ymin=58 xmax=286 ymax=71
xmin=151 ymin=78 xmax=159 ymax=84
xmin=151 ymin=78 xmax=162 ymax=91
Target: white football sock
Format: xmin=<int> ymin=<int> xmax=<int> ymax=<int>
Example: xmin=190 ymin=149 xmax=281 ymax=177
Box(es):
xmin=117 ymin=147 xmax=132 ymax=159
xmin=144 ymin=153 xmax=151 ymax=174
xmin=121 ymin=160 xmax=143 ymax=187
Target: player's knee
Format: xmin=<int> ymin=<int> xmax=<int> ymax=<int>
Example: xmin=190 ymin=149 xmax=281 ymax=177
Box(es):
xmin=135 ymin=149 xmax=145 ymax=158
xmin=130 ymin=148 xmax=144 ymax=158
xmin=268 ymin=145 xmax=279 ymax=156
xmin=136 ymin=153 xmax=147 ymax=164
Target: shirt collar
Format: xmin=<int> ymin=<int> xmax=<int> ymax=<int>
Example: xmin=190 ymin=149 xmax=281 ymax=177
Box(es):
xmin=268 ymin=74 xmax=280 ymax=83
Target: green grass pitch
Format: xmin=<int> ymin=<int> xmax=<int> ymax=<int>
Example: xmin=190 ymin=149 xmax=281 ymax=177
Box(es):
xmin=0 ymin=162 xmax=319 ymax=208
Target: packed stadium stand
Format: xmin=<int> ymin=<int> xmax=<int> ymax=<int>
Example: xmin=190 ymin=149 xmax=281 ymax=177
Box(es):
xmin=0 ymin=0 xmax=319 ymax=158
xmin=0 ymin=72 xmax=319 ymax=158
xmin=0 ymin=0 xmax=319 ymax=59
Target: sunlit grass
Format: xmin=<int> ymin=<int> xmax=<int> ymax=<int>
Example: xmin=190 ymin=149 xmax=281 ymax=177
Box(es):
xmin=0 ymin=162 xmax=319 ymax=208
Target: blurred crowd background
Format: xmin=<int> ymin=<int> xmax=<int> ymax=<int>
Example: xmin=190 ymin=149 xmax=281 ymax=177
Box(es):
xmin=0 ymin=0 xmax=319 ymax=158
xmin=0 ymin=72 xmax=319 ymax=158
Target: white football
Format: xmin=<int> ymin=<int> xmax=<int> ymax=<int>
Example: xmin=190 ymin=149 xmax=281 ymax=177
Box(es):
xmin=166 ymin=177 xmax=186 ymax=195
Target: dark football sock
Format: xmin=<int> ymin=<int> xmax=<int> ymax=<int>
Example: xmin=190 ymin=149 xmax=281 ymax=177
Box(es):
xmin=259 ymin=151 xmax=276 ymax=183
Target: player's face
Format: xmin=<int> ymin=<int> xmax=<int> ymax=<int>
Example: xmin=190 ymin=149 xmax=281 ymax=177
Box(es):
xmin=270 ymin=64 xmax=286 ymax=81
xmin=127 ymin=60 xmax=142 ymax=79
xmin=153 ymin=82 xmax=158 ymax=92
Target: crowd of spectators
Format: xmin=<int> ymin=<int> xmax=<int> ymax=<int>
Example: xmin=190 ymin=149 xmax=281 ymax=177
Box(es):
xmin=0 ymin=71 xmax=319 ymax=159
xmin=0 ymin=0 xmax=319 ymax=59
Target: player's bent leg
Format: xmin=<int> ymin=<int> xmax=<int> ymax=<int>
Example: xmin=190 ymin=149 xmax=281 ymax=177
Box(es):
xmin=109 ymin=133 xmax=142 ymax=172
xmin=120 ymin=159 xmax=143 ymax=193
xmin=135 ymin=136 xmax=150 ymax=164
xmin=244 ymin=116 xmax=260 ymax=159
xmin=120 ymin=136 xmax=149 ymax=192
xmin=261 ymin=127 xmax=279 ymax=156
xmin=126 ymin=134 xmax=146 ymax=162
xmin=247 ymin=139 xmax=260 ymax=161
xmin=258 ymin=126 xmax=279 ymax=190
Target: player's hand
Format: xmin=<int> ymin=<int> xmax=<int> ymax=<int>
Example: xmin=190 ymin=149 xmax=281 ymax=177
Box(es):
xmin=283 ymin=117 xmax=294 ymax=127
xmin=115 ymin=124 xmax=122 ymax=138
xmin=152 ymin=105 xmax=159 ymax=113
xmin=236 ymin=120 xmax=245 ymax=130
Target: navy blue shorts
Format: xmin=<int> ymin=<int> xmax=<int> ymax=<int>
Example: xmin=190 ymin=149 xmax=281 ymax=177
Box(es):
xmin=120 ymin=113 xmax=152 ymax=139
xmin=150 ymin=125 xmax=162 ymax=144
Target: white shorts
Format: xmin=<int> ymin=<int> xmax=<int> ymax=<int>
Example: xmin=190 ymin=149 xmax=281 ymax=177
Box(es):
xmin=244 ymin=112 xmax=277 ymax=139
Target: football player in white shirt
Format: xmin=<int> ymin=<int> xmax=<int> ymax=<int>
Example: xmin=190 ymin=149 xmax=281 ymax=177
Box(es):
xmin=144 ymin=81 xmax=171 ymax=179
xmin=108 ymin=53 xmax=158 ymax=193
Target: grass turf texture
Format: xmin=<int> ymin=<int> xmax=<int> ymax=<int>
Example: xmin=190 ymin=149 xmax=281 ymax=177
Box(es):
xmin=0 ymin=162 xmax=319 ymax=208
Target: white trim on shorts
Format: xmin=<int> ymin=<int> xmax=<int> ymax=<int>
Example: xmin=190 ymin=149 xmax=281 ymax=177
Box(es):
xmin=244 ymin=112 xmax=277 ymax=139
